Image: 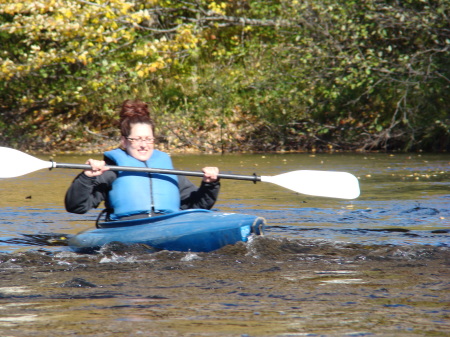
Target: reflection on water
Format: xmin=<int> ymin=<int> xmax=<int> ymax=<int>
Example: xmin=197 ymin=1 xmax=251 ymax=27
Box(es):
xmin=0 ymin=152 xmax=449 ymax=252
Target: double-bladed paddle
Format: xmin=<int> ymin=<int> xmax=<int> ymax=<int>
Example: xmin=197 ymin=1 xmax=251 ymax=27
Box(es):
xmin=0 ymin=147 xmax=360 ymax=199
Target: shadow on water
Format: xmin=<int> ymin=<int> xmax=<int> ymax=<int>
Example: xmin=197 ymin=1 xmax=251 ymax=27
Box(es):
xmin=0 ymin=233 xmax=71 ymax=247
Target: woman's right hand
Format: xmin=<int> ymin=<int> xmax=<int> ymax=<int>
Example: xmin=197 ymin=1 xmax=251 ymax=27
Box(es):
xmin=83 ymin=159 xmax=109 ymax=177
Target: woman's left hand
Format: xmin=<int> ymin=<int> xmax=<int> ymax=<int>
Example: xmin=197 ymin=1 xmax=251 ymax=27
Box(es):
xmin=202 ymin=167 xmax=219 ymax=183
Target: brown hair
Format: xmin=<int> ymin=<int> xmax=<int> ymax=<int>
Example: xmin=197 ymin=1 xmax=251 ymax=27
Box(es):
xmin=119 ymin=99 xmax=155 ymax=137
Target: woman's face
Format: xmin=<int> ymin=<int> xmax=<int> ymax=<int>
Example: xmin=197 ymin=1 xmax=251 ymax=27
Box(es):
xmin=121 ymin=123 xmax=154 ymax=162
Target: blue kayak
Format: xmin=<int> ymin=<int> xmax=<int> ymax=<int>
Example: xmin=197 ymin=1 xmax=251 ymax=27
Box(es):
xmin=69 ymin=209 xmax=265 ymax=253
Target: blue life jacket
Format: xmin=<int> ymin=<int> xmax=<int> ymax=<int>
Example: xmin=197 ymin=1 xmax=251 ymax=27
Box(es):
xmin=104 ymin=148 xmax=180 ymax=220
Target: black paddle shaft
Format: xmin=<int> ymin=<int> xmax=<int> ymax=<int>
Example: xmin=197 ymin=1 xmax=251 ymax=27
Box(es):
xmin=54 ymin=162 xmax=261 ymax=183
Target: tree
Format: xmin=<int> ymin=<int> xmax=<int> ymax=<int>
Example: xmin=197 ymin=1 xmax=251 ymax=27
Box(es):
xmin=1 ymin=0 xmax=449 ymax=152
xmin=0 ymin=0 xmax=208 ymax=150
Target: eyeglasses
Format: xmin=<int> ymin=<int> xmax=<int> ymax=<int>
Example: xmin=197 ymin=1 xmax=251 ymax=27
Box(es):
xmin=126 ymin=137 xmax=156 ymax=144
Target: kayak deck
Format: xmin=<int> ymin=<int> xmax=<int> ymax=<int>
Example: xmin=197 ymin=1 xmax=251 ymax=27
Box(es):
xmin=69 ymin=209 xmax=265 ymax=253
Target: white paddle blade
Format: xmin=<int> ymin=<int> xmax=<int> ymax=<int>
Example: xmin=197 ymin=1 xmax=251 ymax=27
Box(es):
xmin=0 ymin=147 xmax=53 ymax=178
xmin=261 ymin=170 xmax=360 ymax=199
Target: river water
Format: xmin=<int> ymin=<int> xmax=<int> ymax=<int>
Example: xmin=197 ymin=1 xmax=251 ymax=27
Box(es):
xmin=0 ymin=152 xmax=449 ymax=336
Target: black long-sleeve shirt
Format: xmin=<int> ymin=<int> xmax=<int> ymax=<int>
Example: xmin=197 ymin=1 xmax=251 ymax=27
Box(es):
xmin=65 ymin=169 xmax=220 ymax=216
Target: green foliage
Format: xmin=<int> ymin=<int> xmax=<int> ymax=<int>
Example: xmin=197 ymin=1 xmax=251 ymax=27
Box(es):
xmin=0 ymin=0 xmax=448 ymax=152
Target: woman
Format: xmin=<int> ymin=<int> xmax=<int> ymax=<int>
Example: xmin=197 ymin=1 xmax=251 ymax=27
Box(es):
xmin=65 ymin=99 xmax=220 ymax=221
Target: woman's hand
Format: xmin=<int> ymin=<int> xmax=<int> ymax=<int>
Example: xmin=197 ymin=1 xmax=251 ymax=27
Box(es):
xmin=83 ymin=159 xmax=109 ymax=177
xmin=202 ymin=167 xmax=219 ymax=183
